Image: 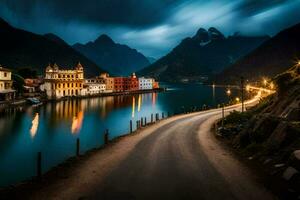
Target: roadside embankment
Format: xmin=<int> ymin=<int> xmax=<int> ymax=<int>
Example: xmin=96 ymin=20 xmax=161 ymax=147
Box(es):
xmin=215 ymin=65 xmax=300 ymax=199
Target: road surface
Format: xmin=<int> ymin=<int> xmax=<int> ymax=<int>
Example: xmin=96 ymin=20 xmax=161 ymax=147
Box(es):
xmin=25 ymin=94 xmax=274 ymax=200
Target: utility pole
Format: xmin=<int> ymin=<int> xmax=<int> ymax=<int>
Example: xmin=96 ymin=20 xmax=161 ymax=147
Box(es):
xmin=222 ymin=104 xmax=224 ymax=127
xmin=241 ymin=76 xmax=245 ymax=112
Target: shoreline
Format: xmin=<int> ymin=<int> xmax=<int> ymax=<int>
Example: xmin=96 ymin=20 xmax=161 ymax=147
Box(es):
xmin=0 ymin=88 xmax=166 ymax=110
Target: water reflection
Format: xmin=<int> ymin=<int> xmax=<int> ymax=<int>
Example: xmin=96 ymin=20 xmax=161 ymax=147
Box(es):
xmin=132 ymin=96 xmax=135 ymax=118
xmin=152 ymin=93 xmax=157 ymax=107
xmin=0 ymin=84 xmax=239 ymax=187
xmin=71 ymin=111 xmax=84 ymax=134
xmin=138 ymin=94 xmax=141 ymax=112
xmin=30 ymin=113 xmax=39 ymax=138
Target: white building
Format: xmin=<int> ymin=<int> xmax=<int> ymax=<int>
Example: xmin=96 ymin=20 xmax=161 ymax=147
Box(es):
xmin=139 ymin=77 xmax=154 ymax=90
xmin=85 ymin=78 xmax=106 ymax=95
xmin=43 ymin=63 xmax=85 ymax=99
xmin=0 ymin=66 xmax=15 ymax=101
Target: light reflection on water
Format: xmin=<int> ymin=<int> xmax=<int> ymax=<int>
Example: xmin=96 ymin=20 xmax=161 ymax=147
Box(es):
xmin=30 ymin=113 xmax=39 ymax=138
xmin=0 ymin=83 xmax=240 ymax=187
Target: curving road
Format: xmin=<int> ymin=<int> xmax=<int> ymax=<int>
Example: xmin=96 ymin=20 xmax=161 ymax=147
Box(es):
xmin=24 ymin=94 xmax=274 ymax=200
xmin=87 ymin=95 xmax=273 ymax=200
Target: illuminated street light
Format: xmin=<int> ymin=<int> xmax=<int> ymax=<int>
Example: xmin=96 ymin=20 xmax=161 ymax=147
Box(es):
xmin=298 ymin=60 xmax=300 ymax=66
xmin=270 ymin=82 xmax=274 ymax=90
xmin=226 ymin=89 xmax=231 ymax=96
xmin=246 ymin=84 xmax=250 ymax=91
xmin=263 ymin=79 xmax=267 ymax=87
xmin=235 ymin=97 xmax=240 ymax=102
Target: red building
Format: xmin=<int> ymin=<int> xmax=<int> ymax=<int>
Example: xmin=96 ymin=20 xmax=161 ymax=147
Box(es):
xmin=113 ymin=77 xmax=124 ymax=92
xmin=124 ymin=73 xmax=138 ymax=91
xmin=153 ymin=81 xmax=159 ymax=89
xmin=113 ymin=73 xmax=138 ymax=92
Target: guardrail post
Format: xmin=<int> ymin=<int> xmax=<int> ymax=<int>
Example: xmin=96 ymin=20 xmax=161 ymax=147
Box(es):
xmin=130 ymin=120 xmax=133 ymax=133
xmin=104 ymin=129 xmax=109 ymax=144
xmin=151 ymin=114 xmax=153 ymax=123
xmin=144 ymin=117 xmax=147 ymax=125
xmin=37 ymin=152 xmax=42 ymax=179
xmin=76 ymin=138 xmax=80 ymax=156
xmin=162 ymin=112 xmax=164 ymax=119
xmin=222 ymin=104 xmax=225 ymax=127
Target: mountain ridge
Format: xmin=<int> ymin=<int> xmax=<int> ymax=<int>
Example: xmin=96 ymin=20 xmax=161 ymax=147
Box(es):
xmin=138 ymin=27 xmax=270 ymax=82
xmin=73 ymin=34 xmax=150 ymax=76
xmin=216 ymin=22 xmax=300 ymax=84
xmin=0 ymin=18 xmax=104 ymax=77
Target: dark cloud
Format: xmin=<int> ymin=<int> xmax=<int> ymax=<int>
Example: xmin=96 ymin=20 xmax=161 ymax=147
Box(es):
xmin=0 ymin=0 xmax=300 ymax=57
xmin=1 ymin=0 xmax=181 ymax=27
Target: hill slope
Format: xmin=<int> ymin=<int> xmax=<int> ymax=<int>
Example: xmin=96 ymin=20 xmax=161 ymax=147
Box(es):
xmin=73 ymin=35 xmax=150 ymax=76
xmin=216 ymin=22 xmax=300 ymax=84
xmin=138 ymin=27 xmax=269 ymax=82
xmin=0 ymin=18 xmax=104 ymax=77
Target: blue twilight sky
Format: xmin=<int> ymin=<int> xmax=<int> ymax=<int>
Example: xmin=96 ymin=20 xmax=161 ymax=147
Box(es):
xmin=1 ymin=0 xmax=300 ymax=58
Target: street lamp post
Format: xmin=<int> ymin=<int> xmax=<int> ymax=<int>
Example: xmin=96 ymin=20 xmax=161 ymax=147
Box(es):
xmin=241 ymin=76 xmax=245 ymax=113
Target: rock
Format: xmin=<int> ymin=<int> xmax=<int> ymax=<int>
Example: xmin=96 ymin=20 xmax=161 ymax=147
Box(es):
xmin=282 ymin=167 xmax=299 ymax=180
xmin=274 ymin=163 xmax=285 ymax=168
xmin=289 ymin=150 xmax=300 ymax=171
xmin=263 ymin=158 xmax=272 ymax=165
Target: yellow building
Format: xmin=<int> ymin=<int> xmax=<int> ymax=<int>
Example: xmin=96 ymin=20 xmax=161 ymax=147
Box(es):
xmin=43 ymin=63 xmax=85 ymax=99
xmin=99 ymin=73 xmax=114 ymax=92
xmin=0 ymin=66 xmax=15 ymax=101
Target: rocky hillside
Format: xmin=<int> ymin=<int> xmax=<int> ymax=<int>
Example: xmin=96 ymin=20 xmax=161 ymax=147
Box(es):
xmin=0 ymin=18 xmax=104 ymax=77
xmin=217 ymin=22 xmax=300 ymax=84
xmin=218 ymin=65 xmax=300 ymax=198
xmin=73 ymin=34 xmax=150 ymax=76
xmin=138 ymin=27 xmax=269 ymax=82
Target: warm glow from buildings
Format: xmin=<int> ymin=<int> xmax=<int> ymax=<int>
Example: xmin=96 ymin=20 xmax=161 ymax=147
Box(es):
xmin=30 ymin=113 xmax=39 ymax=138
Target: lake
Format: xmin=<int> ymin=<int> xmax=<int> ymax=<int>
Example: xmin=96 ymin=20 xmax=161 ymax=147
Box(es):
xmin=0 ymin=83 xmax=240 ymax=187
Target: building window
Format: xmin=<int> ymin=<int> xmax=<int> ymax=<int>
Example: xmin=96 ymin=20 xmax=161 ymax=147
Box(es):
xmin=4 ymin=72 xmax=7 ymax=77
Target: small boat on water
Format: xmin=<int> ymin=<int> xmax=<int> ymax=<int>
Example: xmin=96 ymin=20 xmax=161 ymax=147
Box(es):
xmin=27 ymin=97 xmax=42 ymax=105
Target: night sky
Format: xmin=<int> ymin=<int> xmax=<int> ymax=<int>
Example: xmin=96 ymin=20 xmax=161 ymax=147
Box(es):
xmin=1 ymin=0 xmax=300 ymax=58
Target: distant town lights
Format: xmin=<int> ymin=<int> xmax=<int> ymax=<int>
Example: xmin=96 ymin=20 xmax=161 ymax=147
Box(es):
xmin=235 ymin=97 xmax=240 ymax=102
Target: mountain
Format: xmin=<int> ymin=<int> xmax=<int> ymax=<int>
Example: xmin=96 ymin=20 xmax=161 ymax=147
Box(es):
xmin=138 ymin=27 xmax=270 ymax=82
xmin=147 ymin=57 xmax=157 ymax=64
xmin=0 ymin=18 xmax=104 ymax=77
xmin=73 ymin=34 xmax=150 ymax=76
xmin=216 ymin=22 xmax=300 ymax=84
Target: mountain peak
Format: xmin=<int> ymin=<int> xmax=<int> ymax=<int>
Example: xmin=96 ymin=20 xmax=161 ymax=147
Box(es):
xmin=193 ymin=28 xmax=209 ymax=42
xmin=95 ymin=34 xmax=114 ymax=45
xmin=208 ymin=27 xmax=225 ymax=40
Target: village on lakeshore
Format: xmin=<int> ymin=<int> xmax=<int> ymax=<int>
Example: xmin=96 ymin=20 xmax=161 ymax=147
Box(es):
xmin=0 ymin=62 xmax=160 ymax=104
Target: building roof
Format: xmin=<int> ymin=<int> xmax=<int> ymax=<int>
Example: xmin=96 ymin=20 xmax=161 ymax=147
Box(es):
xmin=0 ymin=66 xmax=11 ymax=72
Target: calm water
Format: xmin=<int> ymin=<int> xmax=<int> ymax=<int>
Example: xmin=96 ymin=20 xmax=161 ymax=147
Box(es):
xmin=0 ymin=83 xmax=239 ymax=187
